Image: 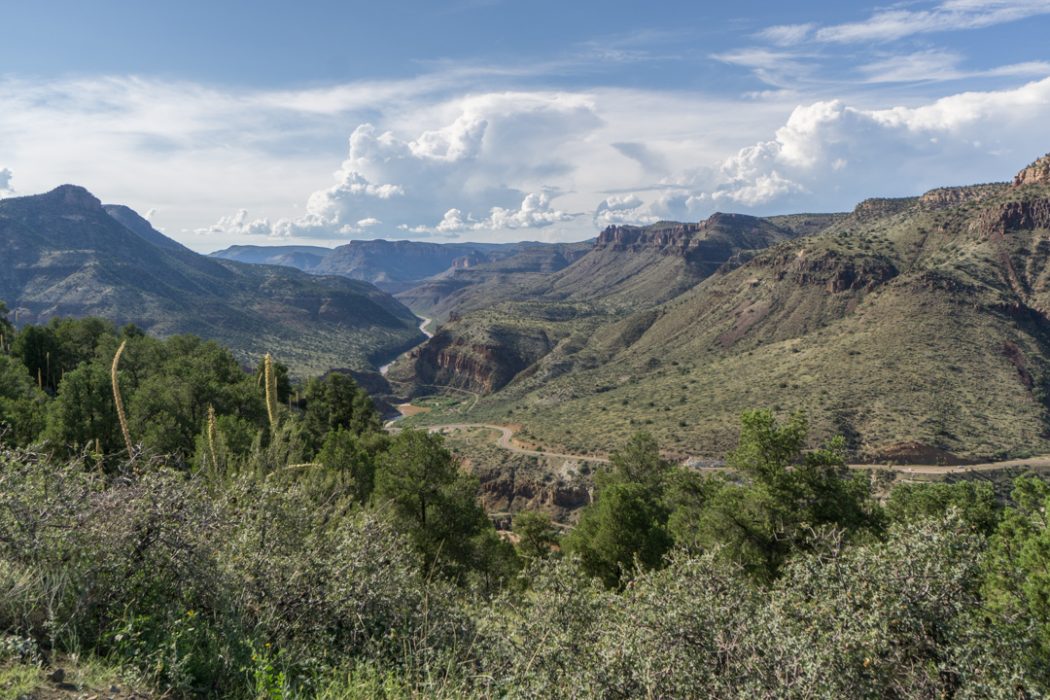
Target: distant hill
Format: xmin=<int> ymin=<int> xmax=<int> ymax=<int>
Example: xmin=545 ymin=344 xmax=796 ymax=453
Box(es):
xmin=311 ymin=239 xmax=529 ymax=293
xmin=210 ymin=244 xmax=332 ymax=272
xmin=211 ymin=239 xmax=596 ymax=305
xmin=0 ymin=185 xmax=423 ymax=375
xmin=394 ymin=241 xmax=593 ymax=320
xmin=399 ymin=153 xmax=1050 ymax=462
xmin=390 ymin=213 xmax=827 ymax=394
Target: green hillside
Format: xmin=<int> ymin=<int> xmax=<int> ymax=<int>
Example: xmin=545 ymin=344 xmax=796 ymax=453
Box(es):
xmin=403 ymin=156 xmax=1050 ymax=462
xmin=0 ymin=185 xmax=423 ymax=375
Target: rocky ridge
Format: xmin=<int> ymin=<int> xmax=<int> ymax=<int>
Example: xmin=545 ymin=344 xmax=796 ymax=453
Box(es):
xmin=1014 ymin=153 xmax=1050 ymax=186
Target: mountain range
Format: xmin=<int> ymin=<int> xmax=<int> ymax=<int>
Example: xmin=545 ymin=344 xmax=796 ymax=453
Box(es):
xmin=380 ymin=154 xmax=1050 ymax=463
xmin=0 ymin=185 xmax=423 ymax=375
xmin=211 ymin=239 xmax=591 ymax=296
xmin=8 ymin=153 xmax=1050 ymax=462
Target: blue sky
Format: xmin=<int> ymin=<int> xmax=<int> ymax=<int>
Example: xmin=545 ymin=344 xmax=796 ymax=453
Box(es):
xmin=1 ymin=0 xmax=1049 ymax=250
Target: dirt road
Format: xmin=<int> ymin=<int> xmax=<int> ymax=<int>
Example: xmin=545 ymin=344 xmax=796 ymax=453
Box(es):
xmin=425 ymin=422 xmax=1050 ymax=476
xmin=428 ymin=423 xmax=611 ymax=463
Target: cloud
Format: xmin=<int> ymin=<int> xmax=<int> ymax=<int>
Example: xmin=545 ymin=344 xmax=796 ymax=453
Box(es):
xmin=197 ymin=75 xmax=1050 ymax=243
xmin=710 ymin=48 xmax=820 ymax=89
xmin=704 ymin=76 xmax=1050 ymax=210
xmin=612 ymin=142 xmax=668 ymax=173
xmin=593 ymin=193 xmax=657 ymax=226
xmin=201 ymin=93 xmax=598 ymax=241
xmin=757 ymin=23 xmax=816 ymax=46
xmin=765 ymin=0 xmax=1050 ymax=45
xmin=0 ymin=168 xmax=13 ymax=196
xmin=4 ymin=63 xmax=1049 ymax=249
xmin=424 ymin=194 xmax=573 ymax=236
xmin=858 ymin=50 xmax=1050 ymax=83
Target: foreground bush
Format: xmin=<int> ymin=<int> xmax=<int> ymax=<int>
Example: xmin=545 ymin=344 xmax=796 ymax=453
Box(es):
xmin=0 ymin=447 xmax=471 ymax=696
xmin=475 ymin=518 xmax=1043 ymax=698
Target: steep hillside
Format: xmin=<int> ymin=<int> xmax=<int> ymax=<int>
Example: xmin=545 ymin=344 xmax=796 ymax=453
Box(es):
xmin=395 ymin=241 xmax=592 ymax=320
xmin=422 ymin=155 xmax=1050 ymax=461
xmin=390 ymin=212 xmax=828 ymax=394
xmin=0 ymin=185 xmax=423 ymax=374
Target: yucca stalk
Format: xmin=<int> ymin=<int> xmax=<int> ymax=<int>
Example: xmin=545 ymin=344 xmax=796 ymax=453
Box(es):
xmin=112 ymin=340 xmax=133 ymax=458
xmin=264 ymin=353 xmax=278 ymax=431
xmin=207 ymin=404 xmax=219 ymax=469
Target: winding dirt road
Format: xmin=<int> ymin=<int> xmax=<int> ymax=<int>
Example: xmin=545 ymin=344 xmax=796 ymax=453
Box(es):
xmin=424 ymin=422 xmax=1050 ymax=476
xmin=427 ymin=423 xmax=610 ymax=463
xmin=380 ymin=322 xmax=1050 ymax=476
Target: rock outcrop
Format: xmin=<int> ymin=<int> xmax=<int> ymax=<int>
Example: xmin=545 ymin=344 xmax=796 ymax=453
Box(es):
xmin=410 ymin=326 xmax=556 ymax=395
xmin=1014 ymin=153 xmax=1050 ymax=186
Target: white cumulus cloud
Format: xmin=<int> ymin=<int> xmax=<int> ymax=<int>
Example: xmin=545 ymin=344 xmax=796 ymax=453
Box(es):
xmin=0 ymin=168 xmax=13 ymax=196
xmin=706 ymin=76 xmax=1050 ymax=211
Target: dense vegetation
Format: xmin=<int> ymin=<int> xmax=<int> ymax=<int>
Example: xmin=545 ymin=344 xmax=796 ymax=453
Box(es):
xmin=2 ymin=306 xmax=1050 ymax=697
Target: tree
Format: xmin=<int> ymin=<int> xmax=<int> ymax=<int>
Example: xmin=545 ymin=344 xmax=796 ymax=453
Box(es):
xmin=374 ymin=430 xmax=512 ymax=584
xmin=0 ymin=301 xmax=13 ymax=347
xmin=302 ymin=373 xmax=381 ymax=452
xmin=886 ymin=481 xmax=1001 ymax=535
xmin=566 ymin=432 xmax=673 ymax=587
xmin=13 ymin=324 xmax=59 ymax=391
xmin=983 ymin=477 xmax=1050 ymax=665
xmin=0 ymin=353 xmax=46 ymax=446
xmin=316 ymin=427 xmax=377 ymax=504
xmin=604 ymin=431 xmax=673 ymax=497
xmin=694 ymin=410 xmax=879 ymax=582
xmin=513 ymin=511 xmax=560 ymax=561
xmin=43 ymin=362 xmax=121 ymax=456
xmin=566 ymin=481 xmax=673 ymax=588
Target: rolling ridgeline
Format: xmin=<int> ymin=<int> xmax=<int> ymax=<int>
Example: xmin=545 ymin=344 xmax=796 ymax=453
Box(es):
xmin=0 ymin=185 xmax=424 ymax=376
xmin=4 ymin=154 xmax=1050 ymax=464
xmin=382 ymin=153 xmax=1050 ymax=463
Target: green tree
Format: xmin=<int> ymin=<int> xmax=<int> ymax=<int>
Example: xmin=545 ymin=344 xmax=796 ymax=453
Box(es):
xmin=512 ymin=511 xmax=560 ymax=561
xmin=0 ymin=353 xmax=46 ymax=446
xmin=373 ymin=430 xmax=513 ymax=585
xmin=0 ymin=301 xmax=13 ymax=348
xmin=695 ymin=410 xmax=879 ymax=582
xmin=316 ymin=427 xmax=378 ymax=504
xmin=302 ymin=373 xmax=381 ymax=452
xmin=43 ymin=362 xmax=121 ymax=456
xmin=604 ymin=431 xmax=673 ymax=496
xmin=983 ymin=477 xmax=1050 ymax=668
xmin=567 ymin=481 xmax=673 ymax=588
xmin=13 ymin=324 xmax=59 ymax=391
xmin=566 ymin=432 xmax=674 ymax=587
xmin=886 ymin=480 xmax=1001 ymax=534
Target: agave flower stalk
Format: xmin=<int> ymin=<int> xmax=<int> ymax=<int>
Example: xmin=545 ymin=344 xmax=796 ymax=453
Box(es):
xmin=207 ymin=404 xmax=219 ymax=470
xmin=264 ymin=353 xmax=278 ymax=431
xmin=112 ymin=340 xmax=133 ymax=458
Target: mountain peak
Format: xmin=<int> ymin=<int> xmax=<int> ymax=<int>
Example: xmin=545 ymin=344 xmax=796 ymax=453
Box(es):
xmin=1014 ymin=153 xmax=1050 ymax=186
xmin=42 ymin=184 xmax=103 ymax=211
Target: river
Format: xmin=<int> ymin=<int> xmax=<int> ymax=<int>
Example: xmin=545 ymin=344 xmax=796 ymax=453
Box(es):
xmin=379 ymin=316 xmax=433 ymax=377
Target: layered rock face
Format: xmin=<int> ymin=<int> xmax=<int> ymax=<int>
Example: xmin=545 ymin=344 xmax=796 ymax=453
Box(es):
xmin=409 ymin=326 xmax=556 ymax=394
xmin=594 ymin=222 xmax=704 ymax=252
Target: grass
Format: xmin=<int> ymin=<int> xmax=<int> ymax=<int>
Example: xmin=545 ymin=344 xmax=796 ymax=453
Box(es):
xmin=0 ymin=656 xmax=144 ymax=699
xmin=0 ymin=663 xmax=39 ymax=698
